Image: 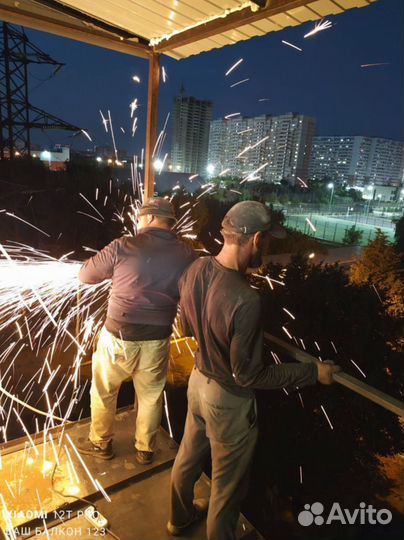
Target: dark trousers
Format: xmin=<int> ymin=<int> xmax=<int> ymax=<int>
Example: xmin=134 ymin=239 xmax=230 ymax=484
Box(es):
xmin=170 ymin=367 xmax=258 ymax=540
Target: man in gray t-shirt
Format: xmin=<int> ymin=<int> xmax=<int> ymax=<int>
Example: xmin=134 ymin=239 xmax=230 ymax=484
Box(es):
xmin=168 ymin=201 xmax=340 ymax=540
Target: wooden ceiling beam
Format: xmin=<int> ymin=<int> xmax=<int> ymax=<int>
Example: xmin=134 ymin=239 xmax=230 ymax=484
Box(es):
xmin=154 ymin=0 xmax=316 ymax=53
xmin=0 ymin=3 xmax=151 ymax=59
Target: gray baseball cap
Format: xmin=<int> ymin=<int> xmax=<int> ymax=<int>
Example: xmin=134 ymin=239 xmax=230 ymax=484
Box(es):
xmin=139 ymin=197 xmax=176 ymax=221
xmin=221 ymin=201 xmax=286 ymax=239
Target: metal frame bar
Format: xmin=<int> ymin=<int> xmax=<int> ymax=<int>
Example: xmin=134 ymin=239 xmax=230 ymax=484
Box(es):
xmin=153 ymin=0 xmax=323 ymax=53
xmin=264 ymin=333 xmax=404 ymax=417
xmin=144 ymin=52 xmax=160 ymax=200
xmin=0 ymin=4 xmax=150 ymax=59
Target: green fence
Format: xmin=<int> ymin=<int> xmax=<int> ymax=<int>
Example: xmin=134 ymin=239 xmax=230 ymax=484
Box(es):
xmin=285 ymin=213 xmax=395 ymax=245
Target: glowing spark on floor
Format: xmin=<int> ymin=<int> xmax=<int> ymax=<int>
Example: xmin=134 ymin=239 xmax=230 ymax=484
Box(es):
xmin=320 ymin=404 xmax=334 ymax=430
xmin=350 ymin=359 xmax=366 ymax=378
xmin=282 ymin=40 xmax=302 ymax=52
xmin=304 ymin=19 xmax=333 ymax=38
xmin=225 ymin=58 xmax=243 ymax=76
xmin=230 ymin=78 xmax=249 ymax=88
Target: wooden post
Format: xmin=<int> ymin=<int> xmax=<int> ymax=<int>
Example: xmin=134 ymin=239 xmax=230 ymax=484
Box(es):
xmin=144 ymin=52 xmax=160 ymax=200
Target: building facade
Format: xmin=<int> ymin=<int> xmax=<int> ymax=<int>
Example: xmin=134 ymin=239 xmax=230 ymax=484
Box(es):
xmin=309 ymin=136 xmax=404 ymax=187
xmin=171 ymin=93 xmax=212 ymax=175
xmin=207 ymin=112 xmax=316 ymax=184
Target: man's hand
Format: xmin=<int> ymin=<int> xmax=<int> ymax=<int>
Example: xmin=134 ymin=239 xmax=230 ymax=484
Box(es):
xmin=316 ymin=360 xmax=341 ymax=385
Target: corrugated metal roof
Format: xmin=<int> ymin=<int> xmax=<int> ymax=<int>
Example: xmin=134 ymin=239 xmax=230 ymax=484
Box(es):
xmin=0 ymin=0 xmax=376 ymax=59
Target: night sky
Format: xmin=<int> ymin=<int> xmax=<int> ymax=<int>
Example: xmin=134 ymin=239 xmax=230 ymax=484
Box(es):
xmin=24 ymin=0 xmax=403 ymax=155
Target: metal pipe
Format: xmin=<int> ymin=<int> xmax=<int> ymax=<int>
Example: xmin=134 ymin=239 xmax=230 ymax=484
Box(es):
xmin=264 ymin=332 xmax=404 ymax=417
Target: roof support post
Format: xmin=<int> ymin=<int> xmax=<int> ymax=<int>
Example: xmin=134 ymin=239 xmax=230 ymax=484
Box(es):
xmin=144 ymin=52 xmax=160 ymax=200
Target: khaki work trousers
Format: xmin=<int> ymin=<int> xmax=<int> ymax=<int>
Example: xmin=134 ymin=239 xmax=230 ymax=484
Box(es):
xmin=89 ymin=326 xmax=170 ymax=452
xmin=170 ymin=367 xmax=258 ymax=540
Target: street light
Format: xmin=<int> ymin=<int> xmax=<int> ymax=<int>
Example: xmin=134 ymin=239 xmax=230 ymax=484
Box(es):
xmin=206 ymin=163 xmax=215 ymax=177
xmin=365 ymin=184 xmax=374 ymax=217
xmin=327 ymin=182 xmax=334 ymax=214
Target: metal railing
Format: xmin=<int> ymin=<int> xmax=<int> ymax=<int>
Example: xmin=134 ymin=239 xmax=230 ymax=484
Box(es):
xmin=264 ymin=332 xmax=404 ymax=417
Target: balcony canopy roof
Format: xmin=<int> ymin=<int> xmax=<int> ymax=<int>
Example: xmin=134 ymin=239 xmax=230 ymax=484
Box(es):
xmin=0 ymin=0 xmax=376 ymax=60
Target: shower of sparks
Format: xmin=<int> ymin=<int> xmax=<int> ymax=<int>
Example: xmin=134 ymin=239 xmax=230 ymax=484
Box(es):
xmin=225 ymin=58 xmax=243 ymax=76
xmin=225 ymin=112 xmax=241 ymax=120
xmin=230 ymin=78 xmax=249 ymax=88
xmin=350 ymin=359 xmax=366 ymax=378
xmin=305 ymin=217 xmax=316 ymax=232
xmin=304 ymin=19 xmax=333 ymax=39
xmin=320 ymin=404 xmax=334 ymax=430
xmin=281 ymin=40 xmax=302 ymax=52
xmin=360 ymin=62 xmax=390 ymax=68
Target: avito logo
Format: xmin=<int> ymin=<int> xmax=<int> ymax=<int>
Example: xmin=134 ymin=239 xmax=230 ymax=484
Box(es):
xmin=298 ymin=502 xmax=392 ymax=526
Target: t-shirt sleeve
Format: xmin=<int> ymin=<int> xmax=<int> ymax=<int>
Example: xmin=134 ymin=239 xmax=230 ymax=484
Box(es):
xmin=230 ymin=296 xmax=318 ymax=390
xmin=79 ymin=239 xmax=118 ymax=284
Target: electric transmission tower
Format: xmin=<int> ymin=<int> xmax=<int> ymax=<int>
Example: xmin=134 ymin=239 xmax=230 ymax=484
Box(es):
xmin=0 ymin=22 xmax=83 ymax=159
